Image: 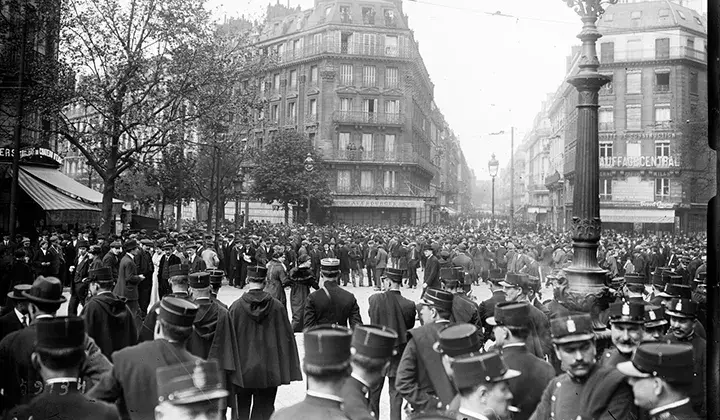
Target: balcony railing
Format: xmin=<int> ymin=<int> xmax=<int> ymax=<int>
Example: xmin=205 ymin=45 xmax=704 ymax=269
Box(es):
xmin=304 ymin=113 xmax=318 ymax=125
xmin=600 ymin=46 xmax=706 ymax=64
xmin=599 ymin=122 xmax=615 ymax=131
xmin=332 ymin=111 xmax=405 ymax=126
xmin=270 ymin=37 xmax=413 ymax=65
xmin=325 ymin=147 xmax=436 ymax=175
xmin=332 ymin=185 xmax=435 ymax=198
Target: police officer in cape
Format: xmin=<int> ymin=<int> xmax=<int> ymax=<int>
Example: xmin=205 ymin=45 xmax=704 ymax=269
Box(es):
xmin=341 ymin=324 xmax=399 ymax=420
xmin=270 ymin=324 xmax=353 ymax=420
xmin=528 ymin=314 xmax=635 ymax=420
xmin=395 ymin=288 xmax=455 ymax=415
xmin=155 ymin=360 xmax=230 ymax=420
xmin=600 ymin=300 xmax=645 ymax=368
xmin=138 ymin=263 xmax=191 ymax=342
xmin=286 ymin=254 xmax=318 ymax=332
xmin=616 ymin=342 xmax=700 ymax=420
xmin=433 ymin=323 xmax=483 ymax=413
xmin=304 ymin=258 xmax=362 ymax=330
xmin=485 ymin=302 xmax=555 ymax=420
xmin=367 ymin=267 xmax=416 ymax=420
xmin=87 ymin=296 xmax=202 ymax=420
xmin=4 ymin=316 xmax=120 ymax=420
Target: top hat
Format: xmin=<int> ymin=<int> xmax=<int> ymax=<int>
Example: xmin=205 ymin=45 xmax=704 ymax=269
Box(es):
xmin=351 ymin=324 xmax=399 ymax=359
xmin=432 ymin=324 xmax=481 ymax=357
xmin=550 ymin=314 xmax=595 ymax=344
xmin=159 ymin=297 xmax=199 ymax=327
xmin=6 ymin=284 xmax=31 ymax=301
xmin=644 ymin=305 xmax=668 ymax=328
xmin=156 ymin=360 xmax=229 ymax=405
xmin=657 ymin=284 xmax=692 ymax=299
xmin=169 ymin=264 xmax=190 ymax=278
xmin=607 ymin=301 xmax=645 ymax=325
xmin=76 ymin=240 xmax=89 ymax=249
xmin=303 ymin=324 xmax=352 ymax=369
xmin=450 ymin=352 xmax=520 ymax=389
xmin=189 ymin=272 xmax=210 ymax=289
xmin=384 ymin=267 xmax=403 ymax=283
xmin=90 ymin=267 xmax=113 ymax=283
xmin=123 ymin=239 xmax=138 ymax=252
xmin=22 ymin=276 xmax=67 ymax=305
xmin=35 ymin=316 xmax=86 ymax=351
xmin=247 ymin=266 xmax=268 ymax=281
xmin=420 ymin=288 xmax=454 ymax=312
xmin=664 ymin=298 xmax=698 ymax=319
xmin=487 ymin=301 xmax=531 ymax=328
xmin=499 ymin=273 xmax=529 ymax=289
xmin=617 ymin=342 xmax=695 ymax=384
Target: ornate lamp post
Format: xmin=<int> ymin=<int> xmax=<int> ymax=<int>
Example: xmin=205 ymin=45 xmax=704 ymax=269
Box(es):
xmin=488 ymin=154 xmax=499 ymax=223
xmin=304 ymin=153 xmax=315 ymax=224
xmin=561 ymin=0 xmax=617 ymax=328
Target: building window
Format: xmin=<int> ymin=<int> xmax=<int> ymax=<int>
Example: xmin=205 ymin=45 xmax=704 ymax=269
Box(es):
xmin=363 ymin=33 xmax=377 ymax=55
xmin=655 ymin=141 xmax=670 ymax=157
xmin=654 ymin=104 xmax=671 ymax=128
xmin=385 ymin=67 xmax=398 ymax=88
xmin=337 ymin=170 xmax=351 ymax=192
xmin=655 ymin=178 xmax=670 ymax=199
xmin=599 ymin=107 xmax=614 ymax=131
xmin=271 ymin=104 xmax=279 ymax=122
xmin=257 ymin=137 xmax=264 ymax=149
xmin=360 ymin=170 xmax=373 ymax=191
xmin=309 ymin=65 xmax=318 ymax=83
xmin=626 ymin=70 xmax=641 ymax=94
xmin=600 ymin=42 xmax=614 ymax=63
xmin=655 ymin=38 xmax=669 ymax=59
xmin=293 ymin=39 xmax=301 ymax=54
xmin=340 ymin=97 xmax=352 ymax=117
xmin=384 ymin=134 xmax=396 ymax=153
xmin=287 ymin=102 xmax=297 ymax=123
xmin=385 ymin=35 xmax=398 ymax=56
xmin=340 ymin=64 xmax=353 ymax=85
xmin=627 ymin=40 xmax=642 ymax=60
xmin=689 ymin=71 xmax=698 ymax=94
xmin=339 ymin=132 xmax=350 ymax=150
xmin=383 ymin=170 xmax=396 ymax=190
xmin=385 ymin=99 xmax=399 ymax=115
xmin=273 ymin=73 xmax=280 ymax=90
xmin=340 ymin=6 xmax=352 ymax=23
xmin=308 ymin=99 xmax=317 ymax=117
xmin=384 ymin=9 xmax=396 ymax=27
xmin=362 ymin=65 xmax=376 ymax=87
xmin=626 ymin=105 xmax=641 ymax=130
xmin=289 ymin=70 xmax=297 ymax=88
xmin=341 ymin=32 xmax=353 ymax=54
xmin=630 ymin=10 xmax=642 ymax=20
xmin=600 ymin=179 xmax=612 ymax=201
xmin=362 ymin=7 xmax=375 ymax=24
xmin=694 ymin=16 xmax=703 ymax=26
xmin=655 ymin=71 xmax=670 ymax=92
xmin=600 ymin=73 xmax=613 ymax=94
xmin=362 ymin=133 xmax=373 ymax=151
xmin=363 ymin=99 xmax=377 ymax=121
xmin=599 ymin=142 xmax=613 ymax=158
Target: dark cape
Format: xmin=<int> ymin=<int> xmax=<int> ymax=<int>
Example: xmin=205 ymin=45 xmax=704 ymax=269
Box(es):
xmin=406 ymin=322 xmax=455 ymax=408
xmin=82 ymin=292 xmax=138 ymax=360
xmin=228 ymin=289 xmax=302 ymax=389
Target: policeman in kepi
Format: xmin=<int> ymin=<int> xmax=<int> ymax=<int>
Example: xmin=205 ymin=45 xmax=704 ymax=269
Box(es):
xmin=155 ymin=360 xmax=229 ymax=420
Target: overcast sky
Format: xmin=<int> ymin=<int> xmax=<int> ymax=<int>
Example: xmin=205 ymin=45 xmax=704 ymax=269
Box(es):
xmin=206 ymin=0 xmax=585 ymax=179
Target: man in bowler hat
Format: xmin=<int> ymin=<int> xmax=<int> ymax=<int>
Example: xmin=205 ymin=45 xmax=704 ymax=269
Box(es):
xmin=270 ymin=325 xmax=353 ymax=420
xmin=68 ymin=239 xmax=91 ymax=315
xmin=0 ymin=284 xmax=31 ymax=342
xmin=304 ymin=258 xmax=362 ymax=330
xmin=4 ymin=316 xmax=120 ymax=420
xmin=341 ymin=324 xmax=399 ymax=420
xmin=155 ymin=360 xmax=229 ymax=420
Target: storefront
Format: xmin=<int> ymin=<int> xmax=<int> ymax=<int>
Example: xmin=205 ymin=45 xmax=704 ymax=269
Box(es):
xmin=330 ymin=198 xmax=431 ymax=225
xmin=600 ymin=202 xmax=677 ymax=233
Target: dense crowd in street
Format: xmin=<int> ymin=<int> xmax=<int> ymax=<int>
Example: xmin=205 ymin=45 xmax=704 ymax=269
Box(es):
xmin=0 ymin=219 xmax=709 ymax=420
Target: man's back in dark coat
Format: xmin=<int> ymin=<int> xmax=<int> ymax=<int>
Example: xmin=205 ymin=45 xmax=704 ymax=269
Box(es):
xmin=102 ymin=251 xmax=120 ymax=281
xmin=501 ymin=344 xmax=555 ymax=420
xmin=423 ymin=255 xmax=440 ymax=290
xmin=7 ymin=381 xmax=120 ymax=420
xmin=82 ymin=292 xmax=138 ymax=360
xmin=0 ymin=309 xmax=24 ymax=342
xmin=303 ymin=281 xmax=362 ymax=330
xmin=115 ymin=254 xmax=141 ymax=301
xmin=478 ymin=290 xmax=506 ymax=343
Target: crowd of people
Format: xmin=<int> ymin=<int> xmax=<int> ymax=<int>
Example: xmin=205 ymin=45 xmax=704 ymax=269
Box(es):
xmin=0 ymin=219 xmax=709 ymax=420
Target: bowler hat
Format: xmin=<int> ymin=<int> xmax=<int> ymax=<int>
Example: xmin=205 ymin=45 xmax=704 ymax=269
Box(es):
xmin=420 ymin=288 xmax=454 ymax=312
xmin=123 ymin=239 xmax=138 ymax=252
xmin=35 ymin=316 xmax=85 ymax=351
xmin=664 ymin=298 xmax=698 ymax=319
xmin=22 ymin=276 xmax=67 ymax=304
xmin=303 ymin=324 xmax=352 ymax=370
xmin=487 ymin=301 xmax=530 ymax=328
xmin=450 ymin=352 xmax=520 ymax=389
xmin=351 ymin=324 xmax=399 ymax=359
xmin=617 ymin=342 xmax=695 ymax=384
xmin=551 ymin=314 xmax=595 ymax=344
xmin=6 ymin=284 xmax=31 ymax=301
xmin=189 ymin=272 xmax=210 ymax=289
xmin=432 ymin=324 xmax=481 ymax=357
xmin=607 ymin=301 xmax=644 ymax=325
xmin=159 ymin=297 xmax=199 ymax=327
xmin=157 ymin=360 xmax=229 ymax=405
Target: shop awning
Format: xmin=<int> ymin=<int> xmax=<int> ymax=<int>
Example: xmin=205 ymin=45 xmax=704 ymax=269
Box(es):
xmin=18 ymin=170 xmax=100 ymax=212
xmin=600 ymin=208 xmax=675 ymax=224
xmin=20 ymin=166 xmax=122 ymax=205
xmin=441 ymin=206 xmax=459 ymax=215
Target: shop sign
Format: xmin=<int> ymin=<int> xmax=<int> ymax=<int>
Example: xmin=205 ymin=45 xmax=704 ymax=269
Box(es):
xmin=599 ymin=155 xmax=679 ymax=169
xmin=333 ymin=199 xmax=425 ymax=208
xmin=0 ymin=147 xmax=64 ymax=165
xmin=603 ymin=201 xmax=678 ymax=209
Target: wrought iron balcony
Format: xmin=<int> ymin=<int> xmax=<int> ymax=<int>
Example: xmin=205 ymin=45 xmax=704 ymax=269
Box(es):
xmin=270 ymin=37 xmax=413 ymax=65
xmin=332 ymin=111 xmax=405 ymax=126
xmin=600 ymin=47 xmax=706 ymax=64
xmin=325 ymin=147 xmax=436 ymax=175
xmin=332 ymin=185 xmax=435 ymax=198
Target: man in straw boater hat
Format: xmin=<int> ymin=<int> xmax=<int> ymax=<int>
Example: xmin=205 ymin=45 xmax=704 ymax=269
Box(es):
xmin=616 ymin=342 xmax=700 ymax=420
xmin=486 ymin=302 xmax=554 ymax=420
xmin=599 ymin=301 xmax=645 ymax=368
xmin=4 ymin=316 xmax=119 ymax=420
xmin=662 ymin=298 xmax=706 ymax=417
xmin=271 ymin=324 xmax=353 ymax=420
xmin=0 ymin=276 xmax=112 ymax=413
xmin=303 ymin=258 xmax=362 ymax=330
xmin=0 ymin=284 xmax=31 ymax=342
xmin=155 ymin=360 xmax=230 ymax=420
xmin=396 ymin=288 xmax=455 ymax=414
xmin=341 ymin=324 xmax=399 ymax=420
xmin=87 ymin=296 xmax=201 ymax=420
xmin=82 ymin=267 xmax=138 ymax=360
xmin=528 ymin=314 xmax=635 ymax=420
xmin=367 ymin=267 xmax=416 ymax=420
xmin=229 ymin=266 xmax=301 ymax=420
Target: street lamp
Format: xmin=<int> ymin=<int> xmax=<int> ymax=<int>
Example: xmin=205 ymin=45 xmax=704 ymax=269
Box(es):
xmin=561 ymin=0 xmax=617 ymax=329
xmin=304 ymin=153 xmax=314 ymax=224
xmin=233 ymin=173 xmax=243 ymax=231
xmin=488 ymin=154 xmax=499 ymax=223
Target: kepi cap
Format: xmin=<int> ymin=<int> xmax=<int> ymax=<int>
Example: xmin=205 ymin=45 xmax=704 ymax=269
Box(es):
xmin=169 ymin=264 xmax=189 ymax=278
xmin=157 ymin=360 xmax=229 ymax=405
xmin=551 ymin=314 xmax=595 ymax=344
xmin=303 ymin=324 xmax=352 ymax=369
xmin=159 ymin=297 xmax=199 ymax=327
xmin=664 ymin=298 xmax=697 ymax=319
xmin=617 ymin=342 xmax=695 ymax=384
xmin=608 ymin=301 xmax=645 ymax=325
xmin=188 ymin=272 xmax=210 ymax=288
xmin=432 ymin=324 xmax=481 ymax=357
xmin=487 ymin=301 xmax=530 ymax=328
xmin=644 ymin=305 xmax=668 ymax=328
xmin=420 ymin=288 xmax=454 ymax=312
xmin=351 ymin=324 xmax=399 ymax=359
xmin=35 ymin=316 xmax=85 ymax=351
xmin=450 ymin=352 xmax=520 ymax=389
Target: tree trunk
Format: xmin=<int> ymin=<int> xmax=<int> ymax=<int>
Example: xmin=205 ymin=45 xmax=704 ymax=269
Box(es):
xmin=101 ymin=180 xmax=116 ymax=234
xmin=160 ymin=195 xmax=167 ymax=230
xmin=207 ymin=199 xmax=214 ymax=232
xmin=176 ymin=199 xmax=182 ymax=231
xmin=284 ymin=203 xmax=289 ymax=225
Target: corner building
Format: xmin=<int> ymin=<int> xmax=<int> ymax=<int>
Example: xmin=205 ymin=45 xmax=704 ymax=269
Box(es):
xmin=254 ymin=0 xmax=443 ymax=225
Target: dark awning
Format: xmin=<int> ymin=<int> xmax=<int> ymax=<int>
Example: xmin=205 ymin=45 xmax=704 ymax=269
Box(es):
xmin=20 ymin=166 xmax=122 ymax=205
xmin=18 ymin=170 xmax=101 ymax=212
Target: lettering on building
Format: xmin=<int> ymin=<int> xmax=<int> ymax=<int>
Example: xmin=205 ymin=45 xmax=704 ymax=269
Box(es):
xmin=599 ymin=156 xmax=679 ymax=169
